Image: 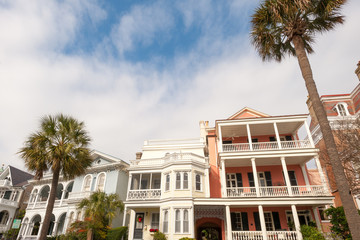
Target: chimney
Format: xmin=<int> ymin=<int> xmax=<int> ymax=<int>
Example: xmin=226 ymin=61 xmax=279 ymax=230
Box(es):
xmin=356 ymin=61 xmax=360 ymax=81
xmin=199 ymin=120 xmax=208 ymax=139
xmin=136 ymin=152 xmax=142 ymax=160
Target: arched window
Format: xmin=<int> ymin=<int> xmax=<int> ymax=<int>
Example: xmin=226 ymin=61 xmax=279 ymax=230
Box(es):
xmin=163 ymin=211 xmax=168 ymax=233
xmin=30 ymin=189 xmax=38 ymax=203
xmin=40 ymin=185 xmax=50 ymax=201
xmin=68 ymin=212 xmax=74 ymax=226
xmin=175 ymin=210 xmax=181 ymax=233
xmin=65 ymin=182 xmax=74 ymax=199
xmin=97 ymin=173 xmax=106 ymax=191
xmin=183 ymin=210 xmax=189 ymax=233
xmin=165 ymin=174 xmax=170 ymax=191
xmin=334 ymin=102 xmax=350 ymax=116
xmin=196 ymin=174 xmax=201 ymax=191
xmin=56 ymin=183 xmax=63 ymax=200
xmin=0 ymin=211 xmax=9 ymax=225
xmin=176 ymin=173 xmax=181 ymax=189
xmin=83 ymin=175 xmax=92 ymax=192
xmin=183 ymin=173 xmax=188 ymax=189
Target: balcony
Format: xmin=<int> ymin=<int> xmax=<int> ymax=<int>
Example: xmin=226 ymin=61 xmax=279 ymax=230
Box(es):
xmin=130 ymin=153 xmax=207 ymax=166
xmin=68 ymin=191 xmax=93 ymax=200
xmin=226 ymin=185 xmax=328 ymax=198
xmin=127 ymin=189 xmax=161 ymax=200
xmin=0 ymin=198 xmax=19 ymax=208
xmin=223 ymin=140 xmax=312 ymax=152
xmin=232 ymin=231 xmax=298 ymax=240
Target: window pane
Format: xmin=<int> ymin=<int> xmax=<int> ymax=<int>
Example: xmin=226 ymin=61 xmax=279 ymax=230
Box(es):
xmin=166 ymin=175 xmax=170 ymax=191
xmin=183 ymin=173 xmax=188 ymax=189
xmin=152 ymin=173 xmax=161 ymax=189
xmin=151 ymin=213 xmax=160 ymax=229
xmin=175 ymin=210 xmax=181 ymax=233
xmin=176 ymin=173 xmax=181 ymax=189
xmin=183 ymin=210 xmax=189 ymax=233
xmin=163 ymin=211 xmax=168 ymax=233
xmin=196 ymin=174 xmax=201 ymax=190
xmin=131 ymin=174 xmax=140 ymax=190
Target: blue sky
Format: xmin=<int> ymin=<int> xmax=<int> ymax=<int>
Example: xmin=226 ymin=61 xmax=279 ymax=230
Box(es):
xmin=1 ymin=0 xmax=360 ymax=169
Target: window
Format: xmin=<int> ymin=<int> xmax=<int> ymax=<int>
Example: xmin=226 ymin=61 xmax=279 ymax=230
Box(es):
xmin=83 ymin=175 xmax=92 ymax=192
xmin=196 ymin=174 xmax=201 ymax=191
xmin=319 ymin=207 xmax=330 ymax=221
xmin=151 ymin=213 xmax=159 ymax=230
xmin=176 ymin=173 xmax=181 ymax=189
xmin=231 ymin=212 xmax=250 ymax=231
xmin=183 ymin=210 xmax=189 ymax=233
xmin=227 ymin=173 xmax=242 ymax=188
xmin=334 ymin=103 xmax=349 ymax=116
xmin=165 ymin=174 xmax=170 ymax=191
xmin=131 ymin=174 xmax=140 ymax=190
xmin=97 ymin=173 xmax=106 ymax=191
xmin=183 ymin=173 xmax=188 ymax=189
xmin=264 ymin=212 xmax=274 ymax=231
xmin=163 ymin=211 xmax=168 ymax=233
xmin=175 ymin=210 xmax=181 ymax=233
xmin=152 ymin=173 xmax=161 ymax=189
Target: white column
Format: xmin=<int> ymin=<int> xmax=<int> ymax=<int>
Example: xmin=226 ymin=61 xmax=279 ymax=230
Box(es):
xmin=190 ymin=205 xmax=195 ymax=238
xmin=149 ymin=173 xmax=153 ymax=189
xmin=205 ymin=168 xmax=210 ymax=198
xmin=304 ymin=120 xmax=315 ymax=147
xmin=218 ymin=125 xmax=223 ymax=152
xmin=301 ymin=163 xmax=311 ymax=190
xmin=273 ymin=122 xmax=282 ymax=149
xmin=122 ymin=206 xmax=128 ymax=226
xmin=189 ymin=171 xmax=193 ymax=197
xmin=246 ymin=124 xmax=253 ymax=150
xmin=291 ymin=205 xmax=303 ymax=240
xmin=225 ymin=205 xmax=232 ymax=240
xmin=312 ymin=207 xmax=322 ymax=231
xmin=314 ymin=156 xmax=328 ymax=191
xmin=37 ymin=222 xmax=44 ymax=240
xmin=33 ymin=194 xmax=40 ymax=209
xmin=60 ymin=190 xmax=67 ymax=206
xmin=281 ymin=157 xmax=293 ymax=196
xmin=221 ymin=160 xmax=227 ymax=197
xmin=258 ymin=205 xmax=268 ymax=240
xmin=52 ymin=221 xmax=59 ymax=236
xmin=251 ymin=158 xmax=260 ymax=197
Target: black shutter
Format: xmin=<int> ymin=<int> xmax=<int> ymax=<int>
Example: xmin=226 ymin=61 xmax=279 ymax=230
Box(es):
xmin=248 ymin=173 xmax=254 ymax=187
xmin=269 ymin=137 xmax=276 ymax=142
xmin=231 ymin=212 xmax=237 ymax=230
xmin=241 ymin=212 xmax=249 ymax=231
xmin=272 ymin=212 xmax=282 ymax=230
xmin=265 ymin=171 xmax=272 ymax=186
xmin=253 ymin=212 xmax=261 ymax=231
xmin=288 ymin=171 xmax=298 ymax=186
xmin=252 ymin=138 xmax=258 ymax=142
xmin=236 ymin=173 xmax=243 ymax=187
xmin=285 ymin=135 xmax=292 ymax=141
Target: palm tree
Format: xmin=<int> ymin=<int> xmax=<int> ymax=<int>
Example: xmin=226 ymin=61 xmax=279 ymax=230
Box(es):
xmin=251 ymin=0 xmax=360 ymax=238
xmin=77 ymin=191 xmax=124 ymax=240
xmin=19 ymin=114 xmax=92 ymax=240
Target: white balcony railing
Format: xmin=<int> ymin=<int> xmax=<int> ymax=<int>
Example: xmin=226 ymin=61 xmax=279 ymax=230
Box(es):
xmin=68 ymin=191 xmax=93 ymax=200
xmin=0 ymin=198 xmax=19 ymax=207
xmin=232 ymin=231 xmax=298 ymax=240
xmin=130 ymin=153 xmax=207 ymax=166
xmin=227 ymin=185 xmax=328 ymax=198
xmin=223 ymin=140 xmax=312 ymax=152
xmin=127 ymin=189 xmax=161 ymax=200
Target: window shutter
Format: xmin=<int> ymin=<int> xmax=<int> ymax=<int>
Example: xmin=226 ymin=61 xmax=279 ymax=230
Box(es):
xmin=236 ymin=173 xmax=243 ymax=187
xmin=253 ymin=212 xmax=261 ymax=231
xmin=288 ymin=171 xmax=298 ymax=186
xmin=285 ymin=135 xmax=292 ymax=141
xmin=272 ymin=212 xmax=282 ymax=230
xmin=230 ymin=212 xmax=237 ymax=230
xmin=265 ymin=171 xmax=272 ymax=186
xmin=241 ymin=212 xmax=249 ymax=231
xmin=269 ymin=137 xmax=276 ymax=142
xmin=248 ymin=173 xmax=254 ymax=187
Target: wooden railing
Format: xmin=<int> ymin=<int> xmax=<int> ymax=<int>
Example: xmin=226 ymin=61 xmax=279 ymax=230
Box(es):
xmin=227 ymin=185 xmax=328 ymax=197
xmin=223 ymin=140 xmax=312 ymax=152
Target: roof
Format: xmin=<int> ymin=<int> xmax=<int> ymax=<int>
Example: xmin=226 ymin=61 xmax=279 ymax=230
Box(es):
xmin=228 ymin=107 xmax=270 ymax=120
xmin=9 ymin=165 xmax=34 ymax=186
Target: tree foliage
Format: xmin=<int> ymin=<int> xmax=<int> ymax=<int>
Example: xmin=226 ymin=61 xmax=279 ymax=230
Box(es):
xmin=325 ymin=206 xmax=360 ymax=240
xmin=300 ymin=225 xmax=325 ymax=240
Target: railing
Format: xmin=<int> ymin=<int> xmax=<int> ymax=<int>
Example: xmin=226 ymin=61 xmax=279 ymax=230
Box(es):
xmin=232 ymin=231 xmax=298 ymax=240
xmin=267 ymin=231 xmax=297 ymax=240
xmin=0 ymin=198 xmax=19 ymax=207
xmin=232 ymin=231 xmax=263 ymax=240
xmin=223 ymin=140 xmax=312 ymax=152
xmin=130 ymin=153 xmax=207 ymax=166
xmin=127 ymin=189 xmax=161 ymax=200
xmin=68 ymin=191 xmax=93 ymax=200
xmin=227 ymin=185 xmax=328 ymax=197
xmin=291 ymin=185 xmax=328 ymax=196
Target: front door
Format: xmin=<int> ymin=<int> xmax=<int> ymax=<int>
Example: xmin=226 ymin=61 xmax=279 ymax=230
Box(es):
xmin=134 ymin=213 xmax=144 ymax=239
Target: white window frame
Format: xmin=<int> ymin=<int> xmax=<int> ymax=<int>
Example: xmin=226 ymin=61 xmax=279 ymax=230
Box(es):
xmin=173 ymin=208 xmax=192 ymax=234
xmin=151 ymin=212 xmax=160 ymax=230
xmin=175 ymin=171 xmax=190 ymax=190
xmin=163 ymin=210 xmax=169 ymax=233
xmin=233 ymin=212 xmax=244 ymax=231
xmin=95 ymin=172 xmax=107 ymax=192
xmin=82 ymin=174 xmax=93 ymax=192
xmin=264 ymin=212 xmax=275 ymax=231
xmin=195 ymin=174 xmax=202 ymax=191
xmin=334 ymin=102 xmax=350 ymax=116
xmin=165 ymin=174 xmax=170 ymax=191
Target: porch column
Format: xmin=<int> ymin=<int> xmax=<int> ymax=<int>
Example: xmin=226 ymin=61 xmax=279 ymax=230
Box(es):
xmin=251 ymin=158 xmax=260 ymax=197
xmin=258 ymin=205 xmax=268 ymax=240
xmin=273 ymin=122 xmax=282 ymax=149
xmin=246 ymin=124 xmax=253 ymax=150
xmin=225 ymin=205 xmax=232 ymax=240
xmin=205 ymin=168 xmax=210 ymax=198
xmin=218 ymin=125 xmax=223 ymax=152
xmin=304 ymin=120 xmax=315 ymax=147
xmin=221 ymin=159 xmax=227 ymax=197
xmin=281 ymin=157 xmax=293 ymax=196
xmin=122 ymin=206 xmax=127 ymax=226
xmin=190 ymin=205 xmax=195 ymax=238
xmin=149 ymin=173 xmax=153 ymax=189
xmin=291 ymin=205 xmax=303 ymax=240
xmin=312 ymin=207 xmax=322 ymax=231
xmin=127 ymin=174 xmax=132 ymax=199
xmin=37 ymin=222 xmax=44 ymax=240
xmin=33 ymin=193 xmax=40 ymax=209
xmin=52 ymin=221 xmax=59 ymax=236
xmin=314 ymin=156 xmax=328 ymax=192
xmin=60 ymin=189 xmax=67 ymax=206
xmin=301 ymin=163 xmax=311 ymax=190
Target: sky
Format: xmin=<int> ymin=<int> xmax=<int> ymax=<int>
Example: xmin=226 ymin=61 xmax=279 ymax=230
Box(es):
xmin=1 ymin=0 xmax=360 ymax=170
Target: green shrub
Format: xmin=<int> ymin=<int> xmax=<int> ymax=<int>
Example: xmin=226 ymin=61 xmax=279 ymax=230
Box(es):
xmin=3 ymin=228 xmax=20 ymax=240
xmin=300 ymin=225 xmax=325 ymax=240
xmin=58 ymin=231 xmax=87 ymax=240
xmin=179 ymin=238 xmax=196 ymax=240
xmin=153 ymin=231 xmax=167 ymax=240
xmin=325 ymin=206 xmax=360 ymax=240
xmin=106 ymin=226 xmax=128 ymax=240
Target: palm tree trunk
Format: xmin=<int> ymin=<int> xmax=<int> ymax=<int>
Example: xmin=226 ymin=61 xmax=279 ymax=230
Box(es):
xmin=292 ymin=35 xmax=360 ymax=239
xmin=38 ymin=165 xmax=60 ymax=240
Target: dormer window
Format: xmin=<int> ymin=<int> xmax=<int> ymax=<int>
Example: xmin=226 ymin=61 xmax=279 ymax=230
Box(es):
xmin=334 ymin=103 xmax=350 ymax=116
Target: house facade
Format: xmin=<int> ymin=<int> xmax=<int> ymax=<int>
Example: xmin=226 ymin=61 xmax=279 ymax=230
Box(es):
xmin=125 ymin=108 xmax=333 ymax=240
xmin=307 ymin=63 xmax=360 ymax=209
xmin=0 ymin=165 xmax=33 ymax=234
xmin=17 ymin=151 xmax=129 ymax=240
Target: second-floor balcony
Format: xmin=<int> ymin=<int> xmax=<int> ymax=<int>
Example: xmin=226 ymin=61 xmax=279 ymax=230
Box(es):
xmin=0 ymin=198 xmax=19 ymax=208
xmin=226 ymin=185 xmax=329 ymax=198
xmin=127 ymin=189 xmax=161 ymax=200
xmin=222 ymin=140 xmax=312 ymax=153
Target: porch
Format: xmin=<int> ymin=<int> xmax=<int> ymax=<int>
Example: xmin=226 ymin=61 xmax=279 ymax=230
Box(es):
xmin=223 ymin=140 xmax=311 ymax=152
xmin=232 ymin=231 xmax=297 ymax=240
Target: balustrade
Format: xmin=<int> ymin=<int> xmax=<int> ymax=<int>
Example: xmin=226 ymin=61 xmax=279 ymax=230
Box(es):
xmin=267 ymin=231 xmax=297 ymax=240
xmin=223 ymin=140 xmax=311 ymax=152
xmin=232 ymin=231 xmax=298 ymax=240
xmin=127 ymin=189 xmax=161 ymax=200
xmin=291 ymin=185 xmax=328 ymax=196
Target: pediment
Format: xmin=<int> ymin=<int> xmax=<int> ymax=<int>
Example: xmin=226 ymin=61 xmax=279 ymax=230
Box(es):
xmin=228 ymin=107 xmax=269 ymax=120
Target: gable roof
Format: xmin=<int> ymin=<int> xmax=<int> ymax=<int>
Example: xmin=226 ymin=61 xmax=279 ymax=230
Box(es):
xmin=228 ymin=107 xmax=270 ymax=120
xmin=9 ymin=166 xmax=34 ymax=187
